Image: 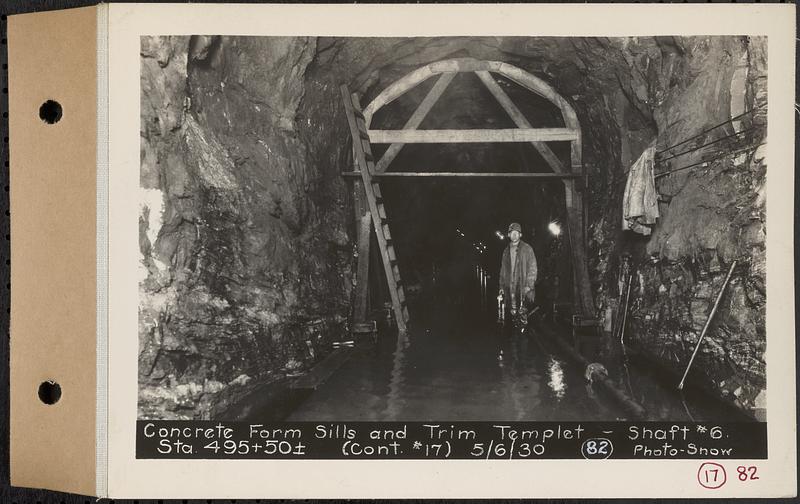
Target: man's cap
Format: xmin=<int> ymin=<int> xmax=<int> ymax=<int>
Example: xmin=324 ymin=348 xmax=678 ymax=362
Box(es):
xmin=508 ymin=222 xmax=522 ymax=233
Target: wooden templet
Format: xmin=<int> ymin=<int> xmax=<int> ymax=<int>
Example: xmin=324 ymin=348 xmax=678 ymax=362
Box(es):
xmin=341 ymin=85 xmax=409 ymax=333
xmin=356 ymin=57 xmax=596 ymax=318
xmin=367 ymin=127 xmax=579 ymax=144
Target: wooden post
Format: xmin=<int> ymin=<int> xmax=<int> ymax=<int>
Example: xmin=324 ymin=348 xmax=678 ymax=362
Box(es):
xmin=353 ymin=214 xmax=372 ymax=323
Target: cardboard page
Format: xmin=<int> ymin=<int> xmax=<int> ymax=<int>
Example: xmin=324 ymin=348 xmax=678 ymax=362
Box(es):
xmin=9 ymin=5 xmax=97 ymax=497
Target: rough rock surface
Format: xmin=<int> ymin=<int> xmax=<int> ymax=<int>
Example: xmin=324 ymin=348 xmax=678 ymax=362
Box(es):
xmin=140 ymin=35 xmax=767 ymax=419
xmin=585 ymin=37 xmax=767 ymax=416
xmin=139 ymin=37 xmax=352 ymax=419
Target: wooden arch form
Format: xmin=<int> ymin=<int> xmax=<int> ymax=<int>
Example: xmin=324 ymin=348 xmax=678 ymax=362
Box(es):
xmin=362 ymin=57 xmax=594 ymax=317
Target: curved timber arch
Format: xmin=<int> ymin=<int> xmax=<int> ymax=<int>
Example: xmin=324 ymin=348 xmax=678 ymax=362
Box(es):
xmin=364 ymin=57 xmax=580 ymax=140
xmin=345 ymin=57 xmax=594 ymax=321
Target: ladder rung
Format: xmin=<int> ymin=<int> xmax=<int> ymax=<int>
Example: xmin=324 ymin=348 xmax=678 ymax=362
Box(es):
xmin=397 ymin=288 xmax=406 ymax=305
xmin=387 ymin=248 xmax=396 ymax=262
xmin=402 ymin=306 xmax=410 ymax=321
xmin=382 ymin=225 xmax=392 ymax=241
xmin=377 ymin=205 xmax=387 ymax=220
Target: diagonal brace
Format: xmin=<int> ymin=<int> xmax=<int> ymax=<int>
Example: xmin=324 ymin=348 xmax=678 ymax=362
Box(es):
xmin=374 ymin=72 xmax=456 ymax=173
xmin=475 ymin=70 xmax=567 ymax=175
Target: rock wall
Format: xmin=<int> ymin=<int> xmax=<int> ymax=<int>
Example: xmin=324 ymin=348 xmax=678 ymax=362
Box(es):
xmin=587 ymin=36 xmax=767 ymax=417
xmin=139 ymin=36 xmax=353 ymax=419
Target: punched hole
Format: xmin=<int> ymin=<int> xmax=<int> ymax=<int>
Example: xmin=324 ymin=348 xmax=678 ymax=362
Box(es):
xmin=39 ymin=100 xmax=63 ymax=124
xmin=38 ymin=380 xmax=62 ymax=405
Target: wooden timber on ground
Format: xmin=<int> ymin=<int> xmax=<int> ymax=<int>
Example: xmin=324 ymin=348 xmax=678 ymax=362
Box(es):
xmin=290 ymin=348 xmax=354 ymax=390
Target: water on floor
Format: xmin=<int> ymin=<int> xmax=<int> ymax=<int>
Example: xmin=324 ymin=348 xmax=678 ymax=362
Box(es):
xmin=288 ymin=297 xmax=628 ymax=421
xmin=285 ymin=285 xmax=756 ymax=423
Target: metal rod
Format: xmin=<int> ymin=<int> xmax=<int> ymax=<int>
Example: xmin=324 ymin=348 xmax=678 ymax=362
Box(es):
xmin=341 ymin=171 xmax=583 ymax=179
xmin=657 ymin=124 xmax=763 ymax=163
xmin=655 ymin=108 xmax=757 ymax=155
xmin=619 ymin=271 xmax=634 ymax=344
xmin=654 ymin=142 xmax=766 ymax=180
xmin=678 ymin=260 xmax=737 ymax=390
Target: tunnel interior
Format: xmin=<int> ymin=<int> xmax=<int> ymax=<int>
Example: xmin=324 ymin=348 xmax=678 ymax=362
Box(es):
xmin=370 ymin=70 xmax=574 ymax=307
xmin=139 ymin=35 xmax=768 ymax=421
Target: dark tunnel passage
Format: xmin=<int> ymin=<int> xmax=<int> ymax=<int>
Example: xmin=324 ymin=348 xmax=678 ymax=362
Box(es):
xmin=139 ymin=35 xmax=767 ymax=424
xmin=380 ymin=177 xmax=570 ymax=309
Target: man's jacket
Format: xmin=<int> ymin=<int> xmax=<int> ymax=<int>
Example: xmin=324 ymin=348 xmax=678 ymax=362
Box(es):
xmin=499 ymin=239 xmax=537 ymax=301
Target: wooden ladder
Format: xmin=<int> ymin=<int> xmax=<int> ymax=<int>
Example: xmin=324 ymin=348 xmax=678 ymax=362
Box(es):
xmin=341 ymin=85 xmax=409 ymax=333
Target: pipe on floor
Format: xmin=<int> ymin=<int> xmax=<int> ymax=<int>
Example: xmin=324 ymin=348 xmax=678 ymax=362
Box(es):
xmin=536 ymin=323 xmax=648 ymax=420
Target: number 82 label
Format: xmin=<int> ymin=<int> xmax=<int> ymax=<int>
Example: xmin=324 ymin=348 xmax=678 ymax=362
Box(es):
xmin=581 ymin=438 xmax=614 ymax=459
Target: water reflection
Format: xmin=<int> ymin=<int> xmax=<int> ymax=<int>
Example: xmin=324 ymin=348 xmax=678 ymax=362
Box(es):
xmin=547 ymin=356 xmax=566 ymax=400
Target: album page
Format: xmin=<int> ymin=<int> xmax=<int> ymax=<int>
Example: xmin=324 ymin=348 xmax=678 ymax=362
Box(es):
xmin=105 ymin=3 xmax=795 ymax=498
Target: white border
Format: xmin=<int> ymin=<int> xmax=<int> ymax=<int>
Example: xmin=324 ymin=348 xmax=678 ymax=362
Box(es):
xmin=107 ymin=3 xmax=796 ymax=498
xmin=95 ymin=2 xmax=110 ymax=498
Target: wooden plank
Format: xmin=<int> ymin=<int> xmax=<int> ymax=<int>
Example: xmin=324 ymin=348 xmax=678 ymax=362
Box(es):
xmin=475 ymin=70 xmax=567 ymax=174
xmin=375 ymin=72 xmax=456 ymax=173
xmin=353 ymin=214 xmax=372 ymax=323
xmin=290 ymin=348 xmax=353 ymax=390
xmin=367 ymin=128 xmax=579 ymax=144
xmin=341 ymin=171 xmax=582 ymax=179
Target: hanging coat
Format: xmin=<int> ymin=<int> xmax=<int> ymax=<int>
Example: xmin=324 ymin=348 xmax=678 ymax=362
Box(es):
xmin=622 ymin=142 xmax=659 ymax=235
xmin=499 ymin=239 xmax=537 ymax=303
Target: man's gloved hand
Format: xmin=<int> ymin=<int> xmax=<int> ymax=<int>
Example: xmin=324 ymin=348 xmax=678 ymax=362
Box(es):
xmin=523 ymin=287 xmax=535 ymax=302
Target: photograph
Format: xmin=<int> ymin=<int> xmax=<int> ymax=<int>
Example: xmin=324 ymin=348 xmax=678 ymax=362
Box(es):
xmin=137 ymin=34 xmax=767 ymax=426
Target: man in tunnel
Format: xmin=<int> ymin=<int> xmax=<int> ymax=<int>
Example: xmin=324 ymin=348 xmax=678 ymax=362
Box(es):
xmin=498 ymin=222 xmax=538 ymax=315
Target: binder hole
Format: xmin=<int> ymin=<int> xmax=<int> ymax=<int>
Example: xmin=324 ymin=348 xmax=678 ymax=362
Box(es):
xmin=39 ymin=100 xmax=63 ymax=124
xmin=38 ymin=380 xmax=62 ymax=405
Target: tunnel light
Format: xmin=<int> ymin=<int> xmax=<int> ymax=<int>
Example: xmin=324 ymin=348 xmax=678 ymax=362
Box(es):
xmin=456 ymin=228 xmax=465 ymax=237
xmin=548 ymin=221 xmax=562 ymax=237
xmin=495 ymin=230 xmax=505 ymax=240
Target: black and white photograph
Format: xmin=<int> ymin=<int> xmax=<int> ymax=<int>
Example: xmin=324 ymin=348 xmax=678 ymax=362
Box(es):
xmin=137 ymin=34 xmax=767 ymax=426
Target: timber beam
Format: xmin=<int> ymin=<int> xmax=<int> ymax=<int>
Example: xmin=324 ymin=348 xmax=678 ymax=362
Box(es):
xmin=341 ymin=171 xmax=582 ymax=179
xmin=367 ymin=128 xmax=579 ymax=144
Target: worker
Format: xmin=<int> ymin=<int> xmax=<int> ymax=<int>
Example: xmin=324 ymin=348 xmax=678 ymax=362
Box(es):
xmin=498 ymin=222 xmax=537 ymax=314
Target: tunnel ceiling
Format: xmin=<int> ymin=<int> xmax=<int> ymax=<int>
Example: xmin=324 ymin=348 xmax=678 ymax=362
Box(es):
xmin=309 ymin=37 xmax=649 ymax=267
xmin=315 ymin=36 xmax=666 ymax=131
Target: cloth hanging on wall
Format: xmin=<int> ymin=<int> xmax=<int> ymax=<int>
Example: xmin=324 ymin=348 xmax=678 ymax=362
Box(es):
xmin=622 ymin=142 xmax=659 ymax=235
